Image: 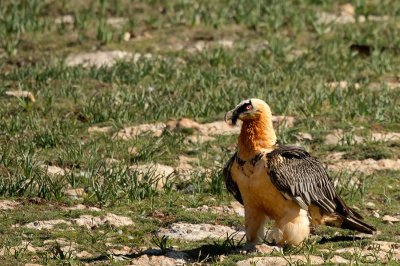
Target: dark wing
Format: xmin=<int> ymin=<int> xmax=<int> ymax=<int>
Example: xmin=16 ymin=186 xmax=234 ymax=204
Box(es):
xmin=223 ymin=152 xmax=243 ymax=204
xmin=266 ymin=145 xmax=344 ymax=214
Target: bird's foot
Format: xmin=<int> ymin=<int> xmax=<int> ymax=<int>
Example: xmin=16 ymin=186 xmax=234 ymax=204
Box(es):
xmin=235 ymin=242 xmax=256 ymax=255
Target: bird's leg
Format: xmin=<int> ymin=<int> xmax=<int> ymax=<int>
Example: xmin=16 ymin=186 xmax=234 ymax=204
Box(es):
xmin=244 ymin=204 xmax=266 ymax=246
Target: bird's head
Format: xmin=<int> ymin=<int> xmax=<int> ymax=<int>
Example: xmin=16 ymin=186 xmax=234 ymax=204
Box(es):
xmin=225 ymin=98 xmax=272 ymax=125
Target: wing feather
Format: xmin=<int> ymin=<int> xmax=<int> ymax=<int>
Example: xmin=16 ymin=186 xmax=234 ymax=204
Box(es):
xmin=266 ymin=145 xmax=341 ymax=214
xmin=223 ymin=152 xmax=243 ymax=204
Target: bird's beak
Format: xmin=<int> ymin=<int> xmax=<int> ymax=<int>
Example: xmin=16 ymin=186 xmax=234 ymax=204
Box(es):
xmin=224 ymin=108 xmax=238 ymax=125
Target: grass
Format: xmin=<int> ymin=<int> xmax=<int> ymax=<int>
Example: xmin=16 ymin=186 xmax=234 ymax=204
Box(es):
xmin=0 ymin=0 xmax=400 ymax=264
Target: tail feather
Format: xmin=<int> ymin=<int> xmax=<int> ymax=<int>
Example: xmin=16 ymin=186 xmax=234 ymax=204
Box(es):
xmin=341 ymin=216 xmax=376 ymax=234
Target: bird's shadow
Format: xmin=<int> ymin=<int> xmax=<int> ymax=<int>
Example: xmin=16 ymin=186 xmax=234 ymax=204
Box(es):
xmin=317 ymin=235 xmax=363 ymax=244
xmin=83 ymin=235 xmax=367 ymax=263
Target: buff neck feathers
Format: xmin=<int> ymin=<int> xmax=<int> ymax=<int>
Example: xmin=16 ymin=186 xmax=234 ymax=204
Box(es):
xmin=237 ymin=100 xmax=277 ymax=160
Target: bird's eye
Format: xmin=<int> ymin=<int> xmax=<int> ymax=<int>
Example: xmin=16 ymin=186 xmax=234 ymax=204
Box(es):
xmin=246 ymin=105 xmax=252 ymax=110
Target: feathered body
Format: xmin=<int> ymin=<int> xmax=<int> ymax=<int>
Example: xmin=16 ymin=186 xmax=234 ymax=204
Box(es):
xmin=223 ymin=99 xmax=375 ymax=246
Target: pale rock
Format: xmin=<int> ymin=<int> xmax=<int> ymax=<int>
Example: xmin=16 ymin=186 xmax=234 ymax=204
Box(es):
xmin=105 ymin=158 xmax=120 ymax=165
xmin=324 ymin=129 xmax=363 ymax=145
xmin=130 ymin=163 xmax=175 ymax=190
xmin=63 ymin=188 xmax=86 ymax=200
xmin=318 ymin=12 xmax=355 ymax=24
xmin=230 ymin=201 xmax=245 ymax=217
xmin=271 ymin=115 xmax=296 ymax=128
xmin=382 ymin=215 xmax=400 ymax=224
xmin=76 ymin=250 xmax=93 ymax=258
xmin=0 ymin=200 xmax=20 ymax=210
xmin=254 ymin=244 xmax=280 ymax=254
xmin=108 ymin=245 xmax=134 ymax=255
xmin=340 ymin=4 xmax=355 ymax=16
xmin=166 ymin=118 xmax=200 ymax=131
xmin=237 ymin=255 xmax=324 ymax=266
xmin=373 ymin=212 xmax=380 ymax=218
xmin=43 ymin=238 xmax=77 ymax=247
xmin=217 ymin=40 xmax=234 ymax=48
xmin=371 ymin=132 xmax=400 ymax=142
xmin=88 ymin=126 xmax=112 ymax=133
xmin=0 ymin=241 xmax=46 ymax=256
xmin=114 ymin=122 xmax=166 ymax=140
xmin=106 ymin=17 xmax=127 ymax=27
xmin=129 ymin=254 xmax=186 ymax=266
xmin=297 ymin=132 xmax=313 ymax=142
xmin=156 ymin=222 xmax=245 ymax=241
xmin=329 ymin=159 xmax=400 ymax=174
xmin=61 ymin=204 xmax=101 ymax=212
xmin=23 ymin=219 xmax=71 ymax=230
xmin=128 ymin=147 xmax=139 ymax=155
xmin=365 ymin=202 xmax=376 ymax=209
xmin=329 ymin=255 xmax=349 ymax=264
xmin=185 ymin=203 xmax=244 ymax=217
xmin=55 ymin=15 xmax=74 ymax=24
xmin=325 ymin=152 xmax=345 ymax=161
xmin=5 ymin=90 xmax=36 ymax=102
xmin=199 ymin=121 xmax=241 ymax=135
xmin=368 ymin=15 xmax=390 ymax=22
xmin=41 ymin=165 xmax=67 ymax=176
xmin=386 ymin=81 xmax=400 ymax=90
xmin=66 ymin=51 xmax=152 ymax=68
xmin=73 ymin=213 xmax=134 ymax=228
xmin=123 ymin=32 xmax=131 ymax=41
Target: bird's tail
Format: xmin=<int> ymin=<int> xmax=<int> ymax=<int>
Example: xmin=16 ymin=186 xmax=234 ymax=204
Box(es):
xmin=341 ymin=216 xmax=376 ymax=234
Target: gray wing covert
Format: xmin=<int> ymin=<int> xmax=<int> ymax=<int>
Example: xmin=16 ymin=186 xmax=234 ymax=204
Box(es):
xmin=266 ymin=145 xmax=339 ymax=214
xmin=223 ymin=152 xmax=243 ymax=205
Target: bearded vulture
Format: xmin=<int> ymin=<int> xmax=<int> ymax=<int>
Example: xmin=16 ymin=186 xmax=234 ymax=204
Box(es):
xmin=223 ymin=98 xmax=376 ymax=246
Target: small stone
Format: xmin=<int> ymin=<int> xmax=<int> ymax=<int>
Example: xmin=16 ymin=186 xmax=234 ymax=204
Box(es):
xmin=297 ymin=132 xmax=313 ymax=142
xmin=88 ymin=126 xmax=112 ymax=133
xmin=129 ymin=163 xmax=175 ymax=190
xmin=5 ymin=90 xmax=36 ymax=102
xmin=366 ymin=202 xmax=376 ymax=209
xmin=41 ymin=165 xmax=67 ymax=176
xmin=113 ymin=122 xmax=165 ymax=140
xmin=217 ymin=40 xmax=234 ymax=48
xmin=166 ymin=118 xmax=201 ymax=131
xmin=373 ymin=212 xmax=380 ymax=218
xmin=382 ymin=215 xmax=400 ymax=224
xmin=254 ymin=244 xmax=278 ymax=254
xmin=66 ymin=51 xmax=152 ymax=68
xmin=55 ymin=15 xmax=74 ymax=24
xmin=76 ymin=250 xmax=92 ymax=258
xmin=329 ymin=159 xmax=400 ymax=174
xmin=63 ymin=188 xmax=86 ymax=200
xmin=123 ymin=32 xmax=131 ymax=41
xmin=237 ymin=255 xmax=324 ymax=266
xmin=325 ymin=152 xmax=345 ymax=161
xmin=73 ymin=213 xmax=134 ymax=229
xmin=329 ymin=255 xmax=350 ymax=264
xmin=105 ymin=158 xmax=120 ymax=165
xmin=0 ymin=200 xmax=21 ymax=210
xmin=61 ymin=204 xmax=101 ymax=212
xmin=128 ymin=147 xmax=138 ymax=155
xmin=230 ymin=201 xmax=245 ymax=217
xmin=106 ymin=17 xmax=127 ymax=27
xmin=156 ymin=222 xmax=244 ymax=241
xmin=340 ymin=3 xmax=355 ymax=16
xmin=22 ymin=219 xmax=71 ymax=230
